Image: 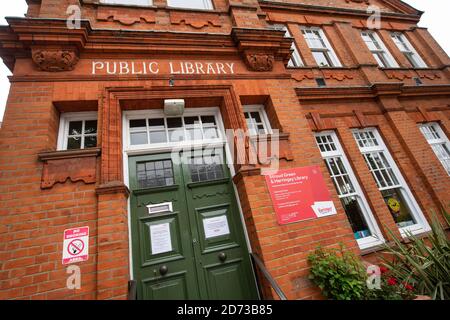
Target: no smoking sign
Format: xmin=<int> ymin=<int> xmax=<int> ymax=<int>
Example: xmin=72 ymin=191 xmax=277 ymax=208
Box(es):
xmin=62 ymin=227 xmax=89 ymax=265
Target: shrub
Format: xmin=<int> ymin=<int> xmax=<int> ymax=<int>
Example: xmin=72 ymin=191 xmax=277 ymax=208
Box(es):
xmin=308 ymin=245 xmax=367 ymax=300
xmin=379 ymin=211 xmax=450 ymax=300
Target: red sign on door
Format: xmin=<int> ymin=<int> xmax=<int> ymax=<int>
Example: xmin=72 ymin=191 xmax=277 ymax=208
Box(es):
xmin=265 ymin=166 xmax=337 ymax=225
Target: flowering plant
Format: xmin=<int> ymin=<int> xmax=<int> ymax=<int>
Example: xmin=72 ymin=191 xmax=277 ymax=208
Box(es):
xmin=365 ymin=266 xmax=416 ymax=300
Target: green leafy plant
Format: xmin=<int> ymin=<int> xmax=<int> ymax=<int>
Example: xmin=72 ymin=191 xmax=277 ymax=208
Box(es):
xmin=380 ymin=211 xmax=450 ymax=300
xmin=308 ymin=245 xmax=367 ymax=300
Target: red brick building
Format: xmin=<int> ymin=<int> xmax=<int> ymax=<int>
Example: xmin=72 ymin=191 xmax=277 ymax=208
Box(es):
xmin=0 ymin=0 xmax=449 ymax=300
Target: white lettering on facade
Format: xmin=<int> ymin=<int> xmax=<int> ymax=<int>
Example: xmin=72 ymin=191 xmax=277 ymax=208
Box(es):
xmin=92 ymin=61 xmax=236 ymax=75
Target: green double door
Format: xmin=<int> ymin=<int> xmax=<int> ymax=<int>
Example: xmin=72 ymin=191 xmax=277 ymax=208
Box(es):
xmin=129 ymin=148 xmax=259 ymax=300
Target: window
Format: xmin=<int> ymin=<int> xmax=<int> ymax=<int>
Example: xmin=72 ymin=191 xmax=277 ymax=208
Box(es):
xmin=167 ymin=0 xmax=213 ymax=10
xmin=243 ymin=105 xmax=272 ymax=136
xmin=419 ymin=123 xmax=450 ymax=175
xmin=361 ymin=31 xmax=398 ymax=68
xmin=58 ymin=112 xmax=98 ymax=150
xmin=315 ymin=131 xmax=384 ymax=249
xmin=301 ymin=27 xmax=341 ymax=67
xmin=188 ymin=149 xmax=224 ymax=182
xmin=391 ymin=32 xmax=427 ymax=68
xmin=270 ymin=24 xmax=303 ymax=67
xmin=126 ymin=109 xmax=222 ymax=149
xmin=137 ymin=160 xmax=174 ymax=188
xmin=100 ymin=0 xmax=152 ymax=5
xmin=353 ymin=128 xmax=430 ymax=236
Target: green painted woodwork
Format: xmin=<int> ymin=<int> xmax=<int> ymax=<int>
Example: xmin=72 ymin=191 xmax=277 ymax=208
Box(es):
xmin=129 ymin=150 xmax=259 ymax=300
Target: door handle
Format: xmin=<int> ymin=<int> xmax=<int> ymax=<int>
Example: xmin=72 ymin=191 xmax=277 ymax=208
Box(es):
xmin=218 ymin=252 xmax=227 ymax=262
xmin=159 ymin=265 xmax=168 ymax=276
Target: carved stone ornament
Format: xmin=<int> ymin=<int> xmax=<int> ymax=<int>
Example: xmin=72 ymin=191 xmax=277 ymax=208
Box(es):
xmin=244 ymin=53 xmax=275 ymax=72
xmin=32 ymin=49 xmax=79 ymax=72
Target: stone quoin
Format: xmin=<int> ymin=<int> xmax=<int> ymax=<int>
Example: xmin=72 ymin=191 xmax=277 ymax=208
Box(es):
xmin=0 ymin=0 xmax=449 ymax=301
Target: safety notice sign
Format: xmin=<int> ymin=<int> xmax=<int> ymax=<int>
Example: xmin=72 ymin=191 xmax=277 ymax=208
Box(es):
xmin=265 ymin=166 xmax=337 ymax=225
xmin=62 ymin=227 xmax=89 ymax=265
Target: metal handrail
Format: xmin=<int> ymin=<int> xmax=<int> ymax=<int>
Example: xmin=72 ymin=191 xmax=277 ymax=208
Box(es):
xmin=250 ymin=253 xmax=287 ymax=300
xmin=127 ymin=280 xmax=137 ymax=300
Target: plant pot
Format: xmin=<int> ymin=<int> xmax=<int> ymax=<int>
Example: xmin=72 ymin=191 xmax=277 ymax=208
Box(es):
xmin=414 ymin=295 xmax=432 ymax=300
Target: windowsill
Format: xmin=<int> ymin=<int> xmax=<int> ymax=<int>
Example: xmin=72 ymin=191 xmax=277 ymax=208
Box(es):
xmin=38 ymin=147 xmax=101 ymax=161
xmin=381 ymin=67 xmax=431 ymax=71
xmin=359 ymin=229 xmax=433 ymax=256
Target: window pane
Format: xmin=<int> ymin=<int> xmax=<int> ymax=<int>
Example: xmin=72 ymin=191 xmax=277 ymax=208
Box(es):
xmin=341 ymin=196 xmax=371 ymax=239
xmin=101 ymin=0 xmax=151 ymax=5
xmin=201 ymin=116 xmax=216 ymax=126
xmin=84 ymin=136 xmax=97 ymax=148
xmin=84 ymin=120 xmax=97 ymax=134
xmin=137 ymin=160 xmax=175 ymax=188
xmin=130 ymin=132 xmax=148 ymax=145
xmin=168 ymin=129 xmax=185 ymax=142
xmin=312 ymin=51 xmax=331 ymax=67
xmin=148 ymin=118 xmax=165 ymax=130
xmin=167 ymin=117 xmax=182 ymax=129
xmin=381 ymin=188 xmax=416 ymax=228
xmin=68 ymin=121 xmax=83 ymax=136
xmin=204 ymin=127 xmax=218 ymax=139
xmin=130 ymin=119 xmax=146 ymax=130
xmin=250 ymin=112 xmax=262 ymax=123
xmin=67 ymin=137 xmax=81 ymax=150
xmin=149 ymin=131 xmax=167 ymax=144
xmin=167 ymin=0 xmax=213 ymax=10
xmin=184 ymin=116 xmax=201 ymax=127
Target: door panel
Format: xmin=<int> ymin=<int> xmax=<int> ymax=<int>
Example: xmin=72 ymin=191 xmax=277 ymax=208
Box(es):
xmin=129 ymin=149 xmax=259 ymax=300
xmin=181 ymin=148 xmax=259 ymax=300
xmin=129 ymin=153 xmax=200 ymax=300
xmin=143 ymin=272 xmax=189 ymax=300
xmin=204 ymin=260 xmax=249 ymax=300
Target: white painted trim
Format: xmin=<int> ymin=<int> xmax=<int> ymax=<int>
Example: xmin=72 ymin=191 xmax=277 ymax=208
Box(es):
xmin=315 ymin=131 xmax=385 ymax=249
xmin=122 ymin=106 xmax=256 ymax=282
xmin=243 ymin=104 xmax=273 ymax=135
xmin=167 ymin=0 xmax=213 ymax=10
xmin=100 ymin=0 xmax=153 ymax=6
xmin=301 ymin=26 xmax=342 ymax=68
xmin=57 ymin=111 xmax=98 ymax=151
xmin=353 ymin=128 xmax=431 ymax=237
xmin=361 ymin=30 xmax=399 ymax=68
xmin=419 ymin=122 xmax=450 ymax=176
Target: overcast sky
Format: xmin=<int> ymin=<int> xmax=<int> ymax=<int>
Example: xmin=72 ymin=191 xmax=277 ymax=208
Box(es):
xmin=0 ymin=0 xmax=449 ymax=121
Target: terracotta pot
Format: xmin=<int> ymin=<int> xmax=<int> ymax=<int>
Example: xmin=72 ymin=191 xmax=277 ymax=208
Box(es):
xmin=414 ymin=295 xmax=432 ymax=300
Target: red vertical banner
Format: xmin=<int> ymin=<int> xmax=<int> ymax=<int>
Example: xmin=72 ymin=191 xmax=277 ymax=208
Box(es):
xmin=264 ymin=166 xmax=337 ymax=225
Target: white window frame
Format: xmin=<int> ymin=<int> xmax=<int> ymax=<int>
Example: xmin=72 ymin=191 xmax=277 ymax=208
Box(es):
xmin=315 ymin=131 xmax=384 ymax=249
xmin=353 ymin=128 xmax=431 ymax=237
xmin=167 ymin=0 xmax=213 ymax=10
xmin=361 ymin=30 xmax=399 ymax=68
xmin=271 ymin=24 xmax=304 ymax=67
xmin=243 ymin=105 xmax=273 ymax=136
xmin=57 ymin=112 xmax=98 ymax=151
xmin=419 ymin=122 xmax=450 ymax=176
xmin=123 ymin=107 xmax=225 ymax=153
xmin=100 ymin=0 xmax=153 ymax=6
xmin=391 ymin=32 xmax=427 ymax=68
xmin=301 ymin=26 xmax=342 ymax=68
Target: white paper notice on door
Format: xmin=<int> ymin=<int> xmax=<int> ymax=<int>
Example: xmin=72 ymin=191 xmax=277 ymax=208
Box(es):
xmin=203 ymin=215 xmax=230 ymax=239
xmin=150 ymin=223 xmax=172 ymax=255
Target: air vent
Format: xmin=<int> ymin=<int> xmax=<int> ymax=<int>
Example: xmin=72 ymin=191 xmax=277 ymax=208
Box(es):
xmin=413 ymin=77 xmax=423 ymax=86
xmin=316 ymin=78 xmax=326 ymax=87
